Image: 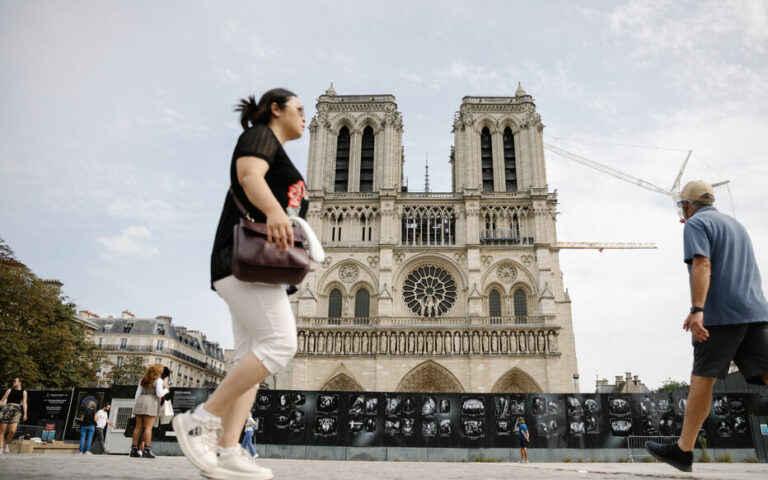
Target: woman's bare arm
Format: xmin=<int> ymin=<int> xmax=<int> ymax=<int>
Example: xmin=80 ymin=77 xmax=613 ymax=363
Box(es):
xmin=236 ymin=156 xmax=293 ymax=251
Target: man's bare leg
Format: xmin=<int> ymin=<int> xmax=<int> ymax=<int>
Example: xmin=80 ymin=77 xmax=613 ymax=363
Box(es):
xmin=677 ymin=375 xmax=717 ymax=452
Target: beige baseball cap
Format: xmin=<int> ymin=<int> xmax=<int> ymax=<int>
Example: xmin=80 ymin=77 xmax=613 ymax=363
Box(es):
xmin=681 ymin=180 xmax=715 ymax=205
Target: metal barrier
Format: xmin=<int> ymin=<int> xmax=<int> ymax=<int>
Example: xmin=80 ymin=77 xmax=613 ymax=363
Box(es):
xmin=627 ymin=435 xmax=679 ymax=462
xmin=13 ymin=424 xmax=45 ymax=439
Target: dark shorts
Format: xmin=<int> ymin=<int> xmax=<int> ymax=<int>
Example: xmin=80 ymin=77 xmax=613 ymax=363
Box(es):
xmin=519 ymin=438 xmax=528 ymax=448
xmin=692 ymin=321 xmax=768 ymax=384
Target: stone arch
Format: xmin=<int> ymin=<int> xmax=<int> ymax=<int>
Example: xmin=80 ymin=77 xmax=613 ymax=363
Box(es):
xmin=483 ymin=281 xmax=506 ymax=316
xmin=318 ymin=260 xmax=379 ymax=295
xmin=357 ymin=115 xmax=383 ymax=134
xmin=509 ymin=281 xmax=534 ymax=316
xmin=491 ymin=367 xmax=542 ymax=393
xmin=331 ymin=114 xmax=356 ymax=133
xmin=498 ymin=117 xmax=522 ymax=134
xmin=321 ymin=373 xmax=365 ymax=391
xmin=473 ymin=116 xmax=498 ymax=134
xmin=480 ymin=259 xmax=535 ymax=291
xmin=395 ymin=360 xmax=465 ymax=393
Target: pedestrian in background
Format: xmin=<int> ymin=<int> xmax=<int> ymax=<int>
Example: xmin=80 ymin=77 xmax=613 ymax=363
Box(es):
xmin=173 ymin=88 xmax=309 ymax=480
xmin=0 ymin=377 xmax=27 ymax=454
xmin=131 ymin=364 xmax=169 ymax=459
xmin=647 ymin=181 xmax=768 ymax=472
xmin=78 ymin=401 xmax=98 ymax=454
xmin=241 ymin=414 xmax=258 ymax=457
xmin=93 ymin=403 xmax=116 ymax=454
xmin=516 ymin=417 xmax=530 ymax=463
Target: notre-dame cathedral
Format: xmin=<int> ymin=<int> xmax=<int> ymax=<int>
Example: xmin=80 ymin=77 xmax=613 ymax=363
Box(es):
xmin=281 ymin=84 xmax=579 ymax=393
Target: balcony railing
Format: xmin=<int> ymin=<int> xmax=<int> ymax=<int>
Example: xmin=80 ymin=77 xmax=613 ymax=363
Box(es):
xmin=480 ymin=230 xmax=534 ymax=246
xmin=97 ymin=344 xmax=226 ymax=376
xmin=297 ymin=315 xmax=552 ymax=328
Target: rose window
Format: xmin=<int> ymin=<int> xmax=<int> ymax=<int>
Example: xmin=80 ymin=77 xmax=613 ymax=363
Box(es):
xmin=402 ymin=266 xmax=457 ymax=317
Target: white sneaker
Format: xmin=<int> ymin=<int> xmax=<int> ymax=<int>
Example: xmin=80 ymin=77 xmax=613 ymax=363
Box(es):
xmin=172 ymin=409 xmax=222 ymax=473
xmin=200 ymin=448 xmax=273 ymax=480
xmin=3 ymin=445 xmax=9 ymax=454
xmin=84 ymin=451 xmax=93 ymax=455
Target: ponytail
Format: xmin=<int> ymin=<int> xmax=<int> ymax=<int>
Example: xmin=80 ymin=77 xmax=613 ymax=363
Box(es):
xmin=235 ymin=88 xmax=297 ymax=131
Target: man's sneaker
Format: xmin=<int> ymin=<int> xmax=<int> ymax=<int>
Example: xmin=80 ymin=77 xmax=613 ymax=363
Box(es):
xmin=129 ymin=446 xmax=141 ymax=458
xmin=172 ymin=409 xmax=222 ymax=473
xmin=142 ymin=447 xmax=156 ymax=459
xmin=84 ymin=451 xmax=93 ymax=455
xmin=200 ymin=448 xmax=273 ymax=480
xmin=646 ymin=441 xmax=693 ymax=472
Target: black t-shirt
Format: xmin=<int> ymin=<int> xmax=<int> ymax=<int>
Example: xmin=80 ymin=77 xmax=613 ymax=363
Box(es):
xmin=82 ymin=407 xmax=97 ymax=426
xmin=210 ymin=124 xmax=309 ymax=288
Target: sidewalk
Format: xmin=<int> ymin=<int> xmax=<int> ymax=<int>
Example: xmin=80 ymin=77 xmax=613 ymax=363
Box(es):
xmin=0 ymin=454 xmax=766 ymax=479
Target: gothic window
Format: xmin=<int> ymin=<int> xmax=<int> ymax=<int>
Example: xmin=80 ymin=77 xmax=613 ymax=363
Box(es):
xmin=360 ymin=126 xmax=375 ymax=192
xmin=335 ymin=126 xmax=350 ymax=192
xmin=514 ymin=289 xmax=528 ymax=320
xmin=360 ymin=214 xmax=368 ymax=241
xmin=354 ymin=289 xmax=370 ymax=318
xmin=328 ymin=289 xmax=343 ymax=318
xmin=503 ymin=127 xmax=517 ymax=192
xmin=401 ymin=205 xmax=456 ymax=246
xmin=489 ymin=289 xmax=502 ymax=317
xmin=330 ymin=213 xmax=342 ymax=242
xmin=402 ymin=266 xmax=457 ymax=317
xmin=481 ymin=127 xmax=494 ymax=192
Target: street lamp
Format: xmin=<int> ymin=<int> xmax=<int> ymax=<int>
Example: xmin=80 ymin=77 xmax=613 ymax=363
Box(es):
xmin=572 ymin=373 xmax=580 ymax=392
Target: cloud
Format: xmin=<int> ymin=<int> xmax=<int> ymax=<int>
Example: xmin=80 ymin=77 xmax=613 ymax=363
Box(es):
xmin=96 ymin=226 xmax=159 ymax=260
xmin=435 ymin=61 xmax=518 ymax=92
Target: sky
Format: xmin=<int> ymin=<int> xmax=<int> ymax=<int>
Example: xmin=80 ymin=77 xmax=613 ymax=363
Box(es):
xmin=2 ymin=0 xmax=767 ymax=392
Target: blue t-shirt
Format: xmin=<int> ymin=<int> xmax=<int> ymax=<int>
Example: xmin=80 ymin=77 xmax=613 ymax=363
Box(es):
xmin=683 ymin=206 xmax=768 ymax=326
xmin=518 ymin=423 xmax=528 ymax=440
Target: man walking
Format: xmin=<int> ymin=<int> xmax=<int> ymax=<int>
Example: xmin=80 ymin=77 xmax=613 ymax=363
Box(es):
xmin=93 ymin=403 xmax=116 ymax=455
xmin=241 ymin=414 xmax=258 ymax=458
xmin=647 ymin=181 xmax=768 ymax=472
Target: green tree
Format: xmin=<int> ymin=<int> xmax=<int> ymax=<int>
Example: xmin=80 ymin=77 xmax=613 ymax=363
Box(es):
xmin=106 ymin=355 xmax=146 ymax=386
xmin=654 ymin=377 xmax=689 ymax=393
xmin=0 ymin=237 xmax=100 ymax=388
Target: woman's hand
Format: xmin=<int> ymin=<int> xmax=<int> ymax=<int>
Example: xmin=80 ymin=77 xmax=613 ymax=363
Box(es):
xmin=23 ymin=414 xmax=27 ymax=422
xmin=266 ymin=208 xmax=294 ymax=252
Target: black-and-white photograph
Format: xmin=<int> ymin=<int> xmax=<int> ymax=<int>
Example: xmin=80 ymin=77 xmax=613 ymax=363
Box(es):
xmin=365 ymin=418 xmax=377 ymax=433
xmin=386 ymin=396 xmax=401 ymax=416
xmin=536 ymin=420 xmax=557 ymax=438
xmin=462 ymin=397 xmax=484 ymax=416
xmin=566 ymin=397 xmax=583 ymax=416
xmin=292 ymin=394 xmax=306 ymax=407
xmin=253 ymin=417 xmax=264 ymax=433
xmin=462 ymin=418 xmax=484 ymax=438
xmin=422 ymin=396 xmax=437 ymax=417
xmin=733 ymin=415 xmax=747 ymax=433
xmin=547 ymin=399 xmax=562 ymax=414
xmin=349 ymin=418 xmax=363 ymax=433
xmin=439 ymin=419 xmax=452 ymax=436
xmin=716 ymin=419 xmax=732 ymax=436
xmin=422 ymin=421 xmax=437 ymax=437
xmin=676 ymin=398 xmax=687 ymax=416
xmin=496 ymin=419 xmax=511 ymax=435
xmin=314 ymin=416 xmax=337 ymax=436
xmin=639 ymin=396 xmax=656 ymax=416
xmin=384 ymin=419 xmax=401 ymax=435
xmin=610 ymin=418 xmax=632 ymax=436
xmin=439 ymin=398 xmax=451 ymax=414
xmin=608 ymin=397 xmax=630 ymax=416
xmin=532 ymin=397 xmax=546 ymax=415
xmin=290 ymin=411 xmax=304 ymax=431
xmin=317 ymin=394 xmax=339 ymax=413
xmin=641 ymin=418 xmax=657 ymax=435
xmin=658 ymin=414 xmax=675 ymax=436
xmin=569 ymin=421 xmax=585 ymax=436
xmin=402 ymin=397 xmax=416 ymax=415
xmin=256 ymin=394 xmax=271 ymax=409
xmin=278 ymin=393 xmax=290 ymax=411
xmin=509 ymin=398 xmax=526 ymax=415
xmin=349 ymin=394 xmax=365 ymax=415
xmin=495 ymin=396 xmax=509 ymax=417
xmin=402 ymin=417 xmax=415 ymax=435
xmin=584 ymin=398 xmax=600 ymax=413
xmin=585 ymin=414 xmax=599 ymax=434
xmin=730 ymin=398 xmax=745 ymax=412
xmin=657 ymin=399 xmax=672 ymax=412
xmin=365 ymin=397 xmax=378 ymax=415
xmin=275 ymin=413 xmax=290 ymax=429
xmin=713 ymin=396 xmax=728 ymax=416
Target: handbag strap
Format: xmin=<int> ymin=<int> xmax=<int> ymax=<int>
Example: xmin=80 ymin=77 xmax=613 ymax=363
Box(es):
xmin=229 ymin=187 xmax=255 ymax=222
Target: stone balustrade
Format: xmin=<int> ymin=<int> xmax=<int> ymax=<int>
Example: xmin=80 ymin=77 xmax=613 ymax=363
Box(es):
xmin=295 ymin=319 xmax=560 ymax=357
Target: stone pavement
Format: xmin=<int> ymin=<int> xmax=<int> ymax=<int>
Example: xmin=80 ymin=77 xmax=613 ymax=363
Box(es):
xmin=0 ymin=454 xmax=766 ymax=479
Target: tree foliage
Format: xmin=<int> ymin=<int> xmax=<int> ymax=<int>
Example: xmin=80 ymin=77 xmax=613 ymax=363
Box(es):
xmin=654 ymin=377 xmax=689 ymax=393
xmin=0 ymin=237 xmax=100 ymax=389
xmin=106 ymin=355 xmax=146 ymax=386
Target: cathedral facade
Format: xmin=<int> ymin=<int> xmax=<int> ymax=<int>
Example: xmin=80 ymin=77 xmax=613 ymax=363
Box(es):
xmin=283 ymin=84 xmax=579 ymax=393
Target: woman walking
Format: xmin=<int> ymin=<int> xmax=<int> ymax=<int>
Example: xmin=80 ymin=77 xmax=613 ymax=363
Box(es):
xmin=131 ymin=364 xmax=169 ymax=459
xmin=0 ymin=377 xmax=27 ymax=454
xmin=173 ymin=88 xmax=310 ymax=480
xmin=78 ymin=400 xmax=98 ymax=454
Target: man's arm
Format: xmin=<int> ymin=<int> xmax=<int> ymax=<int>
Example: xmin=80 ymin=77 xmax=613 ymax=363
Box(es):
xmin=684 ymin=255 xmax=711 ymax=342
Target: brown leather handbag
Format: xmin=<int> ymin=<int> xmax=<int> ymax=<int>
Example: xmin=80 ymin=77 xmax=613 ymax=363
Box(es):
xmin=229 ymin=187 xmax=310 ymax=285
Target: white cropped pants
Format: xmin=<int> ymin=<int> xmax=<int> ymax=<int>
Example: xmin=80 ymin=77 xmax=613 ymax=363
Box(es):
xmin=213 ymin=275 xmax=298 ymax=374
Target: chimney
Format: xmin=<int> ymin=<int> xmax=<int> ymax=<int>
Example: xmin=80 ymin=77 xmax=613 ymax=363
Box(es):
xmin=633 ymin=375 xmax=639 ymax=383
xmin=155 ymin=315 xmax=172 ymax=324
xmin=615 ymin=375 xmax=623 ymax=384
xmin=121 ymin=310 xmax=135 ymax=319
